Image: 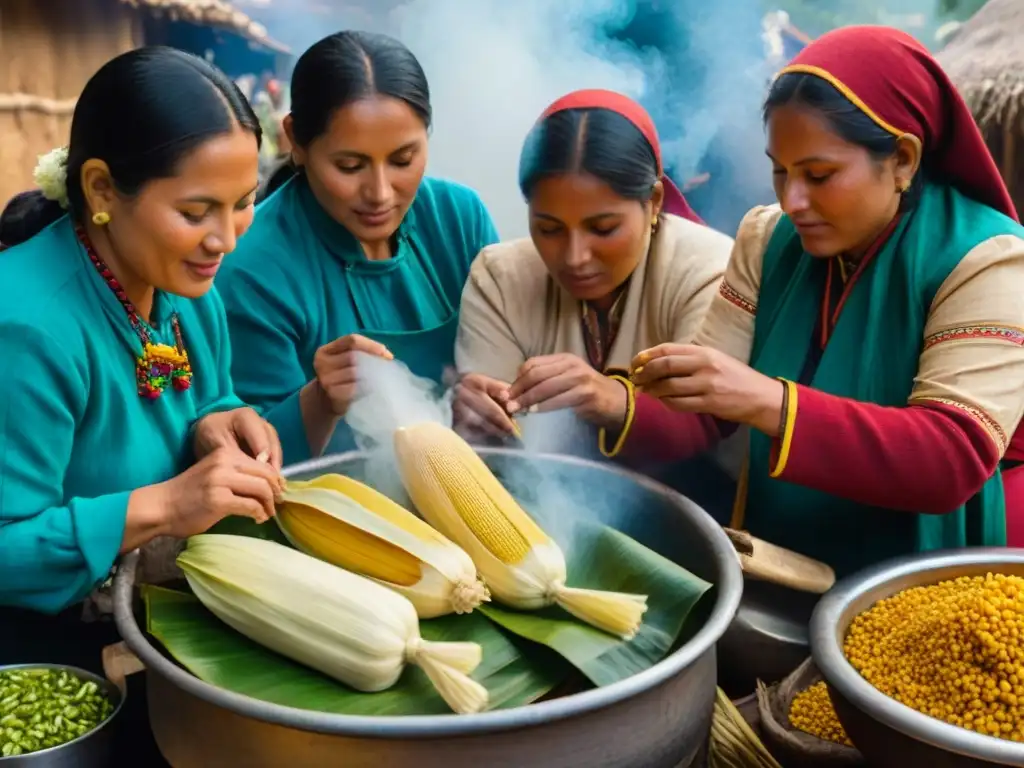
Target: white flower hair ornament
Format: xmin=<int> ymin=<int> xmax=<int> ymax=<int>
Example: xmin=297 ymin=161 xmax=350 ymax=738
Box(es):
xmin=33 ymin=146 xmax=70 ymax=210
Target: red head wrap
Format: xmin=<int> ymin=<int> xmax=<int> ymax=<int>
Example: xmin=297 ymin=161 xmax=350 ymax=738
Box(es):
xmin=538 ymin=89 xmax=705 ymax=225
xmin=780 ymin=26 xmax=1016 ymax=221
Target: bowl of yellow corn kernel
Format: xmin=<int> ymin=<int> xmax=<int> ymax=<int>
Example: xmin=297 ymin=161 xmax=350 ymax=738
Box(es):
xmin=810 ymin=548 xmax=1024 ymax=767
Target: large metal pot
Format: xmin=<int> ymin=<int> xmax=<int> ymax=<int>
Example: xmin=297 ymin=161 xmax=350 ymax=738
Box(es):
xmin=811 ymin=548 xmax=1024 ymax=767
xmin=113 ymin=449 xmax=743 ymax=768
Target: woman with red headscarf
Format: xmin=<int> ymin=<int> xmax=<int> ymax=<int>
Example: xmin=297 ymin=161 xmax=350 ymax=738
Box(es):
xmin=619 ymin=26 xmax=1024 ymax=575
xmin=453 ymin=90 xmax=735 ymax=468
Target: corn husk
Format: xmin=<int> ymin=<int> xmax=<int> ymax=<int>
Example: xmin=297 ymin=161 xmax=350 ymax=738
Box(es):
xmin=177 ymin=534 xmax=488 ymax=714
xmin=278 ymin=474 xmax=489 ymax=618
xmin=393 ymin=421 xmax=649 ymax=640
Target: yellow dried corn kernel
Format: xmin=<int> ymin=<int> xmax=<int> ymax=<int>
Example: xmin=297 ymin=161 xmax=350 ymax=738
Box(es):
xmin=424 ymin=452 xmax=533 ymax=565
xmin=789 ymin=681 xmax=852 ymax=746
xmin=844 ymin=572 xmax=1024 ymax=743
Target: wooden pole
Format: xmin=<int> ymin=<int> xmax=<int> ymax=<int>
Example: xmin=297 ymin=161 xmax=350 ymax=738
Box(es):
xmin=0 ymin=93 xmax=77 ymax=115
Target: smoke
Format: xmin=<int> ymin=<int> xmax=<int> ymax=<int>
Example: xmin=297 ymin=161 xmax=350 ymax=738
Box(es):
xmin=390 ymin=0 xmax=774 ymax=237
xmin=344 ymin=352 xmax=450 ymax=503
xmin=393 ymin=0 xmax=666 ymax=237
xmin=250 ymin=0 xmax=960 ymax=237
xmin=260 ymin=0 xmax=776 ymax=236
xmin=346 ymin=354 xmax=614 ymax=549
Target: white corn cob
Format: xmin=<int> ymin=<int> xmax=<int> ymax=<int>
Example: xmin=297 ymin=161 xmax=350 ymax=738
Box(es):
xmin=177 ymin=534 xmax=489 ymax=714
xmin=277 ymin=474 xmax=490 ymax=618
xmin=393 ymin=421 xmax=649 ymax=640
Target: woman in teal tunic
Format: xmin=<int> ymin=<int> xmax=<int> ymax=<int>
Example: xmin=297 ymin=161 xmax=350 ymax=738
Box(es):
xmin=0 ymin=47 xmax=282 ymax=647
xmin=218 ymin=31 xmax=499 ymax=463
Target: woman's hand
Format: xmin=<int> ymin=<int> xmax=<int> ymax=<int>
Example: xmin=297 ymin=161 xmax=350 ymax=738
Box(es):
xmin=123 ymin=448 xmax=285 ymax=553
xmin=298 ymin=334 xmax=393 ymax=457
xmin=194 ymin=407 xmax=283 ymax=470
xmin=504 ymin=353 xmax=627 ymax=431
xmin=453 ymin=373 xmax=518 ymax=440
xmin=313 ymin=334 xmax=393 ymax=418
xmin=631 ymin=343 xmax=785 ymax=435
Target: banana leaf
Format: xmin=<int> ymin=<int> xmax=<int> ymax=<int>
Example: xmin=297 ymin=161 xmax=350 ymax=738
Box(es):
xmin=477 ymin=523 xmax=712 ymax=687
xmin=143 ymin=585 xmax=565 ymax=715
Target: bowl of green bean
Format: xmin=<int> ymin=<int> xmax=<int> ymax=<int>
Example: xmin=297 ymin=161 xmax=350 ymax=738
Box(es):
xmin=0 ymin=664 xmax=122 ymax=766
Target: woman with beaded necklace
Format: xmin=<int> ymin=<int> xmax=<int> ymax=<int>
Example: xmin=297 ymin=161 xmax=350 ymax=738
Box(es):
xmin=0 ymin=46 xmax=283 ymax=657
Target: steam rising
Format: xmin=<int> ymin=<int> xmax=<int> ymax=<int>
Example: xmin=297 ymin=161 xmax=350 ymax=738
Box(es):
xmin=394 ymin=0 xmax=775 ymax=237
xmin=395 ymin=0 xmax=661 ymax=237
xmin=346 ymin=354 xmax=608 ymax=548
xmin=266 ymin=0 xmax=777 ymax=236
xmin=345 ymin=353 xmax=450 ymax=503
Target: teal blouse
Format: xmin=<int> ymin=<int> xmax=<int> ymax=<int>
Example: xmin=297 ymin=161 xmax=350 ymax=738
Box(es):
xmin=217 ymin=174 xmax=499 ymax=463
xmin=0 ymin=217 xmax=242 ymax=613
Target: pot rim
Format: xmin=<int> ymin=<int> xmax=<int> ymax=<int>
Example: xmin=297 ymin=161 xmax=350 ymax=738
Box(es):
xmin=810 ymin=548 xmax=1024 ymax=765
xmin=114 ymin=447 xmax=743 ymax=738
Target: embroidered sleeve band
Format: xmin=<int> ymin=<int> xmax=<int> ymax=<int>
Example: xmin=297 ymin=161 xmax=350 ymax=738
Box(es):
xmin=912 ymin=235 xmax=1024 ymax=460
xmin=694 ymin=205 xmax=782 ymax=364
xmin=718 ymin=281 xmax=757 ymax=315
xmin=923 ymin=324 xmax=1024 ymax=351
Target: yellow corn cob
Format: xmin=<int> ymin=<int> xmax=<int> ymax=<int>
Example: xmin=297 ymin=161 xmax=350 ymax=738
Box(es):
xmin=393 ymin=421 xmax=649 ymax=640
xmin=277 ymin=474 xmax=489 ymax=618
xmin=178 ymin=534 xmax=488 ymax=714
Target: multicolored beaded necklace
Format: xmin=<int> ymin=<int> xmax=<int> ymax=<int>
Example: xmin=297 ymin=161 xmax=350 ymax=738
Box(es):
xmin=75 ymin=226 xmax=193 ymax=399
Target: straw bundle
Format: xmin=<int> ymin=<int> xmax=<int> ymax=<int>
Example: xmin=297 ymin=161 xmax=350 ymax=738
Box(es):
xmin=708 ymin=687 xmax=782 ymax=768
xmin=938 ymin=0 xmax=1024 ymax=212
xmin=938 ymin=0 xmax=1024 ymax=130
xmin=117 ymin=0 xmax=289 ymax=52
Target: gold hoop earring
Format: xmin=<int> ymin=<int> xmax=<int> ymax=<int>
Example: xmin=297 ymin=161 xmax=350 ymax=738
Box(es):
xmin=92 ymin=211 xmax=111 ymax=226
xmin=651 ymin=215 xmax=659 ymax=233
xmin=897 ymin=180 xmax=909 ymax=194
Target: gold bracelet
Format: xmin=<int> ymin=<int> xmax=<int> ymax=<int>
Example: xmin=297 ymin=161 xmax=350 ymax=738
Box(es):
xmin=598 ymin=375 xmax=637 ymax=458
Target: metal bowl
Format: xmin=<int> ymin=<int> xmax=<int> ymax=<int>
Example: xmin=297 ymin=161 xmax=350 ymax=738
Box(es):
xmin=114 ymin=448 xmax=743 ymax=768
xmin=811 ymin=548 xmax=1024 ymax=767
xmin=0 ymin=664 xmax=123 ymax=767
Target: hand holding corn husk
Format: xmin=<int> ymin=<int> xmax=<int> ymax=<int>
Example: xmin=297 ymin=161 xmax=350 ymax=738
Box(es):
xmin=178 ymin=534 xmax=489 ymax=715
xmin=277 ymin=474 xmax=490 ymax=618
xmin=394 ymin=422 xmax=649 ymax=640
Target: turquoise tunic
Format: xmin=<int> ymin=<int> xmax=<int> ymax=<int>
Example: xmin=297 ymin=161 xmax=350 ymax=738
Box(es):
xmin=0 ymin=217 xmax=242 ymax=613
xmin=218 ymin=174 xmax=499 ymax=463
xmin=746 ymin=184 xmax=1017 ymax=577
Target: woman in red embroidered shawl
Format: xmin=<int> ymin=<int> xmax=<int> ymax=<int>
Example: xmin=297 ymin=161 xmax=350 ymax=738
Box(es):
xmin=571 ymin=27 xmax=1024 ymax=574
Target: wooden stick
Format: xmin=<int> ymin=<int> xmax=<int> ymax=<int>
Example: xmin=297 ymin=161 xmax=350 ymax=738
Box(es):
xmin=724 ymin=528 xmax=836 ymax=594
xmin=1003 ymin=122 xmax=1017 ymax=199
xmin=0 ymin=93 xmax=77 ymax=115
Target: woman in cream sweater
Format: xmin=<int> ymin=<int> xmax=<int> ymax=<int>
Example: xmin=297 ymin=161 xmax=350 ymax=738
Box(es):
xmin=453 ymin=89 xmax=735 ymax=470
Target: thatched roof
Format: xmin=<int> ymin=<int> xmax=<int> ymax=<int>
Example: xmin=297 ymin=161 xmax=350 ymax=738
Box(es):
xmin=118 ymin=0 xmax=288 ymax=52
xmin=937 ymin=0 xmax=1024 ymax=129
